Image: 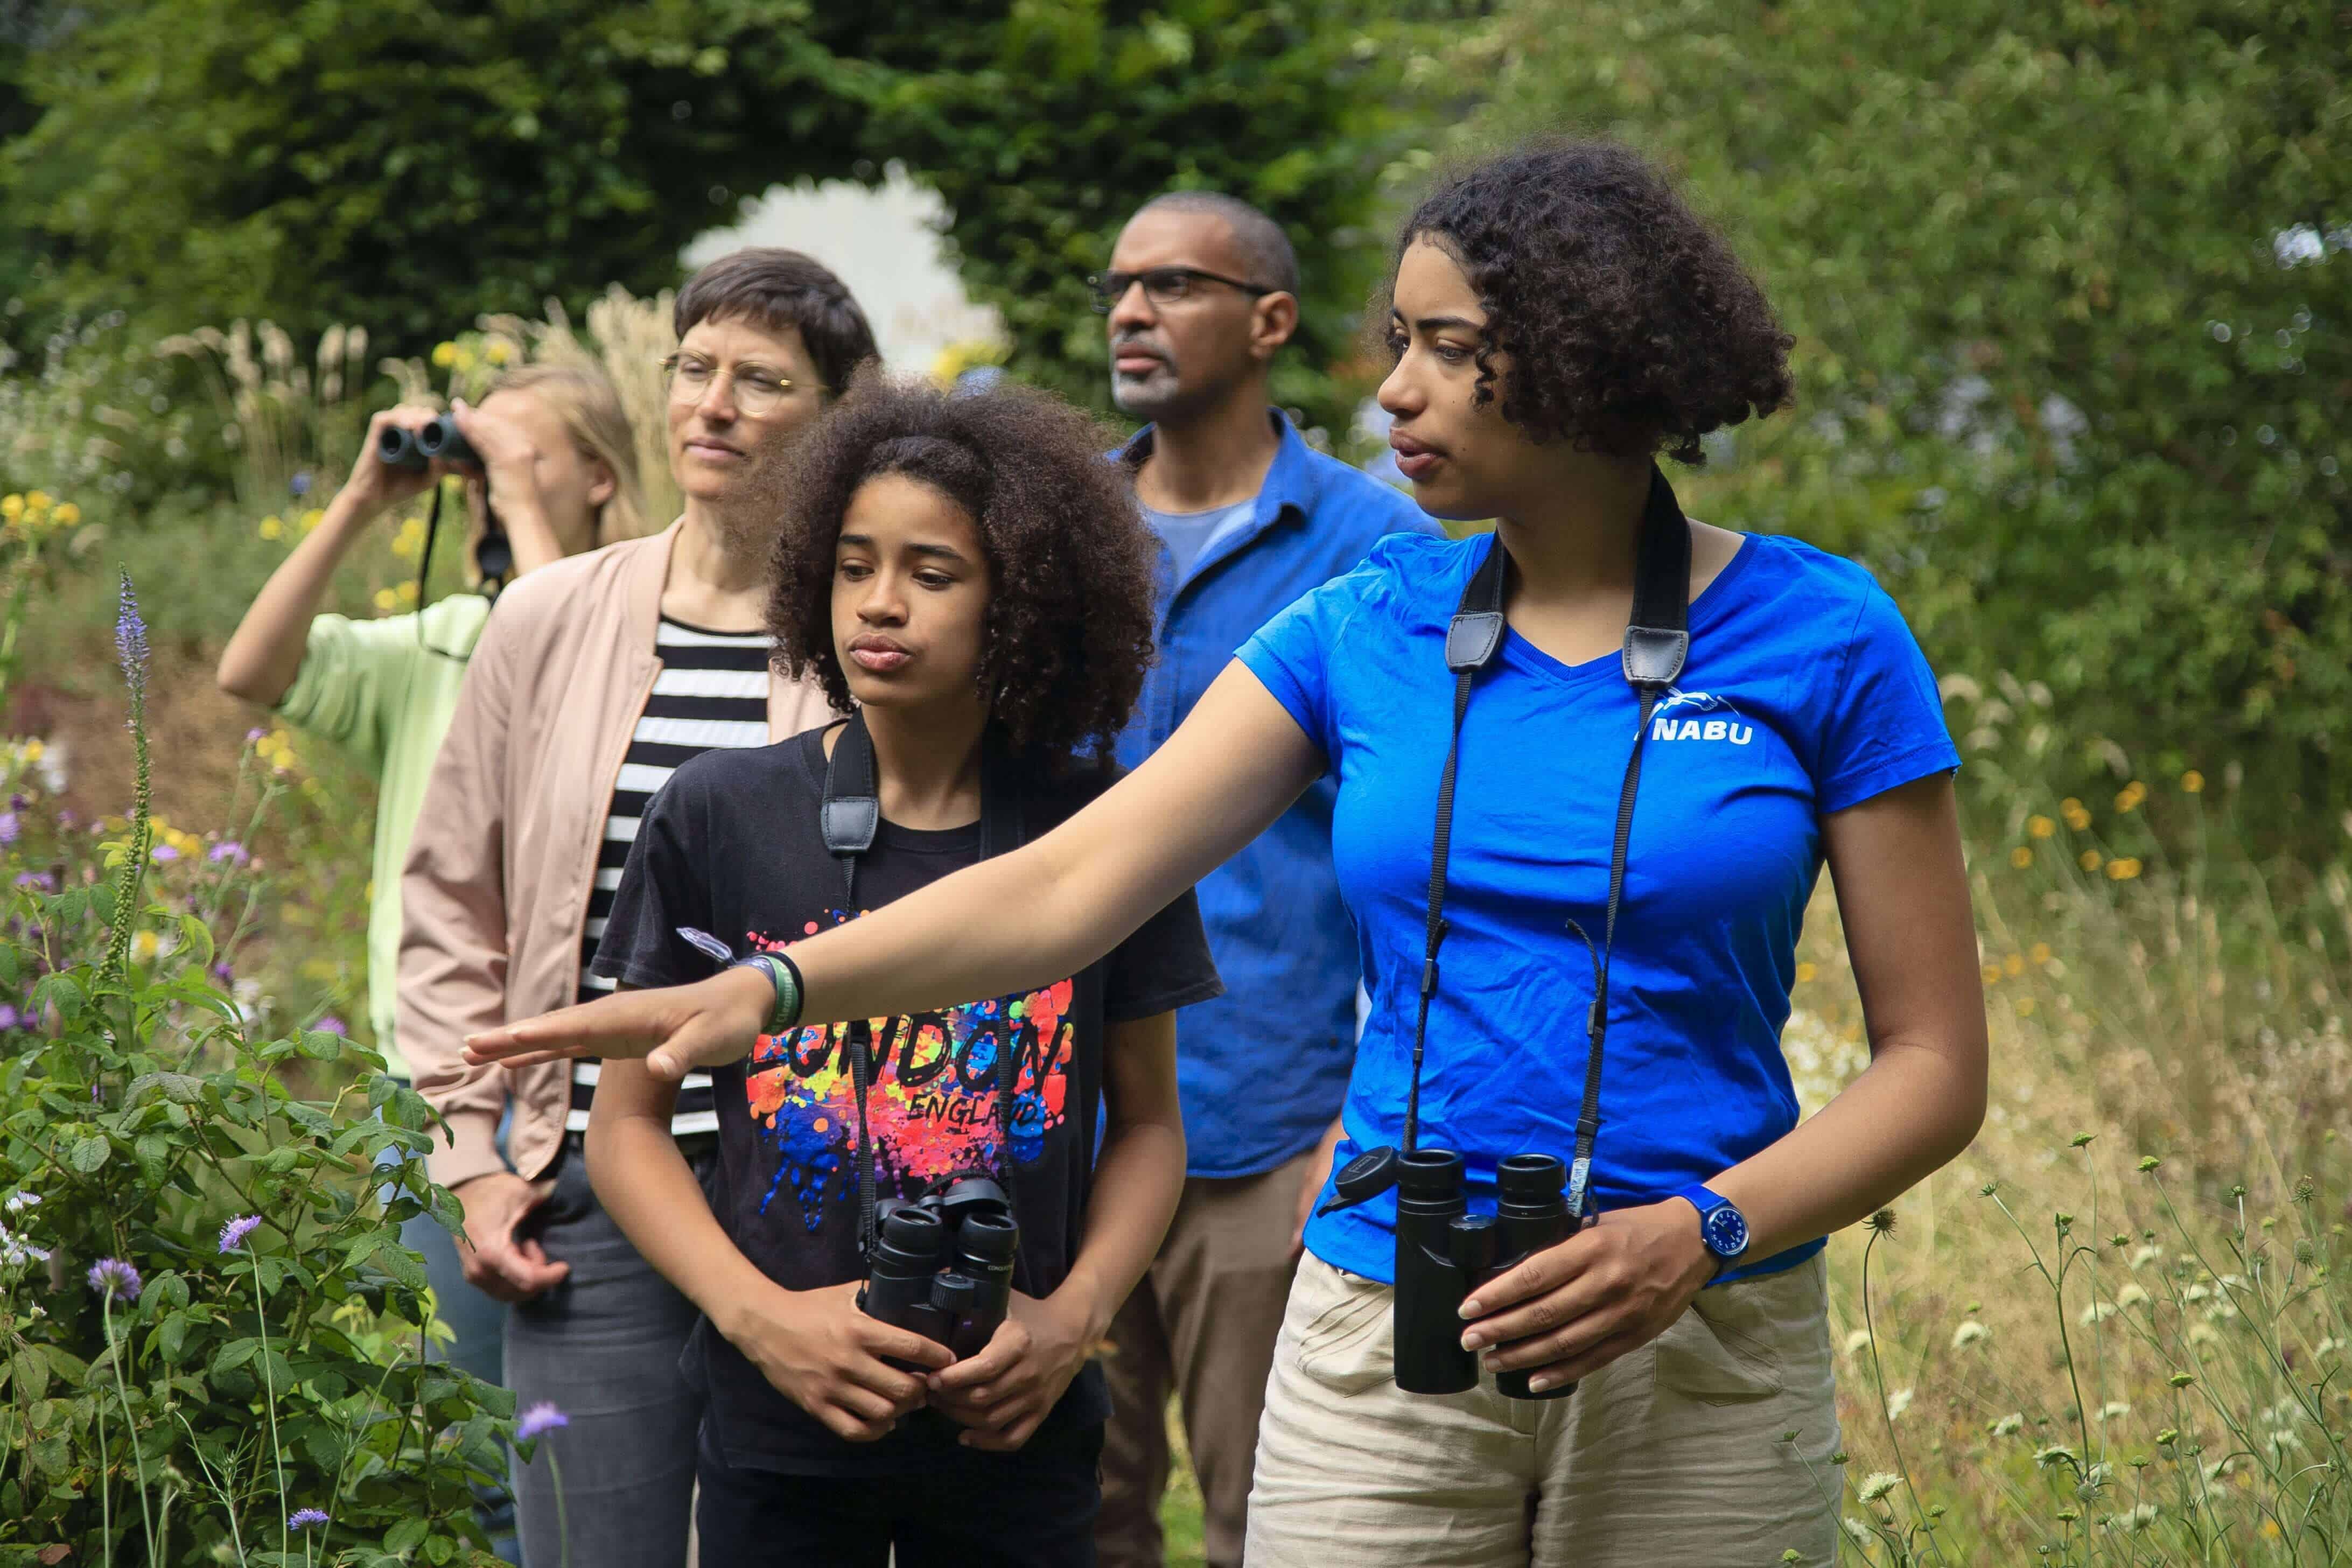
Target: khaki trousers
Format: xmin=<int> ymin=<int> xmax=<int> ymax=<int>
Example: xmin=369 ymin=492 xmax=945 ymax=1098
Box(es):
xmin=1097 ymin=1150 xmax=1319 ymax=1568
xmin=1245 ymin=1252 xmax=1842 ymax=1568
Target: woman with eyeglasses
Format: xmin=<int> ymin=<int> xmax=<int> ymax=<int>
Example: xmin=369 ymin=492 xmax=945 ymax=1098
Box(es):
xmin=395 ymin=250 xmax=876 ymax=1568
xmin=466 ymin=146 xmax=1988 ymax=1566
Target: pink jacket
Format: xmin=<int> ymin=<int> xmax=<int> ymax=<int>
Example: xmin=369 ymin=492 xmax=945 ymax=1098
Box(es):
xmin=398 ymin=524 xmax=834 ymax=1188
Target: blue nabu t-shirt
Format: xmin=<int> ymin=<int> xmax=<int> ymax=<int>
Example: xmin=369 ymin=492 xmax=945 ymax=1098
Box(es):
xmin=1237 ymin=529 xmax=1961 ymax=1286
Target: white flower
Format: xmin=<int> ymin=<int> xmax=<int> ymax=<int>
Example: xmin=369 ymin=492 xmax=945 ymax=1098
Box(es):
xmin=2079 ymin=1300 xmax=2119 ymax=1325
xmin=2316 ymin=1337 xmax=2342 ymax=1360
xmin=2116 ymin=1283 xmax=2150 ymax=1308
xmin=2185 ymin=1283 xmax=2213 ymax=1303
xmin=1990 ymin=1412 xmax=2025 ymax=1437
xmin=2188 ymin=1322 xmax=2220 ymax=1346
xmin=1842 ymin=1518 xmax=1875 ymax=1545
xmin=2 ymin=1191 xmax=39 ymax=1213
xmin=1857 ymin=1472 xmax=1902 ymax=1503
xmin=1843 ymin=1328 xmax=1873 ymax=1357
xmin=1885 ymin=1388 xmax=1914 ymax=1421
xmin=2130 ymin=1244 xmax=2162 ymax=1269
xmin=1951 ymin=1320 xmax=1990 ymax=1349
xmin=2095 ymin=1401 xmax=2131 ymax=1423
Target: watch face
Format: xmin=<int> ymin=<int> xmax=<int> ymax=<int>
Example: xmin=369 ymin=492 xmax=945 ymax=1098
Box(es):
xmin=1704 ymin=1203 xmax=1750 ymax=1259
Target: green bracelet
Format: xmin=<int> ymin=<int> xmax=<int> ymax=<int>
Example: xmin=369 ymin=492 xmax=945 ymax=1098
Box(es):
xmin=731 ymin=952 xmax=803 ymax=1035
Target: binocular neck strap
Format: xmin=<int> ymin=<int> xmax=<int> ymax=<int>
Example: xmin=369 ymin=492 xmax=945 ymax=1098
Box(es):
xmin=821 ymin=710 xmax=1029 ymax=1261
xmin=1404 ymin=467 xmax=1691 ymax=1218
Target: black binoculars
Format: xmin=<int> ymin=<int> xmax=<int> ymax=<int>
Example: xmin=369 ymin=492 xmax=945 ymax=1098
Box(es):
xmin=377 ymin=413 xmax=477 ymax=472
xmin=859 ymin=1176 xmax=1018 ymax=1366
xmin=1394 ymin=1149 xmax=1579 ymax=1399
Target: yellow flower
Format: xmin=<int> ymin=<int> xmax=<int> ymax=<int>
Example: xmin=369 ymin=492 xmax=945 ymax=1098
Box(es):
xmin=258 ymin=516 xmax=284 ymax=540
xmin=1795 ymin=962 xmax=1817 ymax=984
xmin=131 ymin=929 xmax=158 ymax=963
xmin=374 ymin=587 xmax=399 ymax=612
xmin=2116 ymin=781 xmax=2146 ymax=813
xmin=2080 ymin=850 xmax=2103 ymax=872
xmin=392 ymin=516 xmax=427 ymax=561
xmin=2181 ymin=769 xmax=2205 ymax=794
xmin=2061 ymin=797 xmax=2092 ymax=831
xmin=300 ymin=508 xmax=325 ymax=532
xmin=485 ymin=339 xmax=515 ymax=366
xmin=0 ymin=495 xmax=21 ymax=522
xmin=1981 ymin=963 xmax=2003 ymax=985
xmin=2027 ymin=814 xmax=2055 ymax=839
xmin=51 ymin=502 xmax=79 ymax=526
xmin=23 ymin=490 xmax=50 ymax=513
xmin=2002 ymin=953 xmax=2024 ymax=976
xmin=2108 ymin=857 xmax=2143 ymax=881
xmin=454 ymin=346 xmax=477 ymax=372
xmin=2030 ymin=942 xmax=2053 ymax=965
xmin=2010 ymin=846 xmax=2034 ymax=868
xmin=432 ymin=341 xmax=459 ymax=368
xmin=2017 ymin=997 xmax=2036 ymax=1017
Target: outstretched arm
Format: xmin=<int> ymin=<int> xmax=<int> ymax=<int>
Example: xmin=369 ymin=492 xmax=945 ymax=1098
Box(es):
xmin=464 ymin=663 xmax=1323 ymax=1078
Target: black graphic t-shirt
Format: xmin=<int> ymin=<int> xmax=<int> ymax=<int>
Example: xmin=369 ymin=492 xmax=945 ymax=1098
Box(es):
xmin=592 ymin=724 xmax=1223 ymax=1475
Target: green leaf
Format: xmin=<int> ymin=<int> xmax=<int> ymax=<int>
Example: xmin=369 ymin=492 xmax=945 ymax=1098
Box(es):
xmin=68 ymin=1134 xmax=110 ymax=1173
xmin=157 ymin=1309 xmax=191 ymax=1363
xmin=10 ymin=1349 xmax=47 ymax=1402
xmin=385 ymin=1515 xmax=431 ymax=1553
xmin=372 ymin=1238 xmax=430 ymax=1293
xmin=209 ymin=1336 xmax=261 ymax=1377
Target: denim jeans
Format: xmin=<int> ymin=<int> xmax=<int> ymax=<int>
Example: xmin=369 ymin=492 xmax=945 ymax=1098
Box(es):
xmin=505 ymin=1136 xmax=710 ymax=1568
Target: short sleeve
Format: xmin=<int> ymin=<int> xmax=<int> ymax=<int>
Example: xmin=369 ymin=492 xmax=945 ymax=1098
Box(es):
xmin=592 ymin=778 xmax=722 ymax=989
xmin=276 ymin=611 xmax=415 ymax=778
xmin=1814 ymin=585 xmax=1961 ymax=815
xmin=1103 ymin=886 xmax=1224 ymax=1024
xmin=1235 ymin=571 xmax=1365 ymax=760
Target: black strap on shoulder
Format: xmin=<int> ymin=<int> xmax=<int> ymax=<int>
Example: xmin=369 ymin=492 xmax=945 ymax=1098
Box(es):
xmin=821 ymin=710 xmax=1028 ymax=1271
xmin=1325 ymin=465 xmax=1690 ymax=1223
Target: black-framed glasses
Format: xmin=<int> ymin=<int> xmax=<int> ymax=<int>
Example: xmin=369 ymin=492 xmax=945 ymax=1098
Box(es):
xmin=1087 ymin=267 xmax=1277 ymax=314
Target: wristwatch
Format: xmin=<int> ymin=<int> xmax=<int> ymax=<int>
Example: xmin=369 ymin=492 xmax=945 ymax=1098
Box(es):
xmin=1674 ymin=1183 xmax=1751 ymax=1277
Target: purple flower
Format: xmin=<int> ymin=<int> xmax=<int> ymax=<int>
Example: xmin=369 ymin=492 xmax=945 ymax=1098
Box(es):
xmin=114 ymin=573 xmax=149 ymax=709
xmin=86 ymin=1257 xmax=141 ymax=1302
xmin=208 ymin=841 xmax=248 ymax=866
xmin=56 ymin=811 xmax=73 ymax=829
xmin=289 ymin=470 xmax=315 ymax=498
xmin=0 ymin=1006 xmax=19 ymax=1031
xmin=8 ymin=792 xmax=23 ymax=808
xmin=12 ymin=871 xmax=52 ymax=891
xmin=315 ymin=1016 xmax=348 ymax=1037
xmin=150 ymin=843 xmax=178 ymax=863
xmin=0 ymin=813 xmax=17 ymax=845
xmin=212 ymin=961 xmax=234 ymax=982
xmin=218 ymin=1214 xmax=262 ymax=1252
xmin=515 ymin=1402 xmax=569 ymax=1443
xmin=245 ymin=728 xmax=265 ymax=745
xmin=290 ymin=1508 xmax=330 ymax=1529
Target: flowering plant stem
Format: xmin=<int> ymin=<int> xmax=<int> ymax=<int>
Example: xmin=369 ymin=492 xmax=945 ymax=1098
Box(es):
xmin=99 ymin=1290 xmax=159 ymax=1563
xmin=247 ymin=1243 xmax=291 ymax=1557
xmin=549 ymin=1449 xmax=572 ymax=1568
xmin=1860 ymin=1223 xmax=1947 ymax=1566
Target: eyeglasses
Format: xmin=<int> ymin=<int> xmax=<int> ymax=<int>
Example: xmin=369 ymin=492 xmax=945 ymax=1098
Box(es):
xmin=660 ymin=353 xmax=806 ymax=416
xmin=1087 ymin=267 xmax=1277 ymax=314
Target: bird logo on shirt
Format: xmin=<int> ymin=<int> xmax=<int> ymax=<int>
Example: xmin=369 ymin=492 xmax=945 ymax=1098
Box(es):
xmin=1651 ymin=687 xmax=1755 ymax=745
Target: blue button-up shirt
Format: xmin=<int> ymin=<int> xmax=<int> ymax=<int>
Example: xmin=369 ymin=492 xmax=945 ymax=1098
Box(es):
xmin=1115 ymin=411 xmax=1443 ymax=1177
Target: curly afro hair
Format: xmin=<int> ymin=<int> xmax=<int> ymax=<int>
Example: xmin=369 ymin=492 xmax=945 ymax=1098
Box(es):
xmin=1390 ymin=139 xmax=1794 ymax=465
xmin=765 ymin=375 xmax=1158 ymax=772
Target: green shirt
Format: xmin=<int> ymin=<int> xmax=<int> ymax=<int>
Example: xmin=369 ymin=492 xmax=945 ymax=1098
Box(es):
xmin=276 ymin=593 xmax=493 ymax=1078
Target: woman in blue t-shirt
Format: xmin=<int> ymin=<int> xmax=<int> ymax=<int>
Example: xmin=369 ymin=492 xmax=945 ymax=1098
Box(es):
xmin=470 ymin=140 xmax=1989 ymax=1566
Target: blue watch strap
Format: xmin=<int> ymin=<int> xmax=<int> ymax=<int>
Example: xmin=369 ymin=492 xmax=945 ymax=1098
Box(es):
xmin=1675 ymin=1182 xmax=1751 ymax=1266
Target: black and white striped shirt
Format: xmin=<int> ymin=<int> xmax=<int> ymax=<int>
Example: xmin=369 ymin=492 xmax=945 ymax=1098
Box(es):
xmin=573 ymin=617 xmax=773 ymax=1137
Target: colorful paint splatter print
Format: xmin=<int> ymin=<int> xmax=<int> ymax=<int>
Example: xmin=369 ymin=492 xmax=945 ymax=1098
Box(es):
xmin=744 ymin=910 xmax=1074 ymax=1229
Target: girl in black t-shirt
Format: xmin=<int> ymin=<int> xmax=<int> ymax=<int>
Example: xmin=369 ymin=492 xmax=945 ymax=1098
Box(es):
xmin=580 ymin=377 xmax=1221 ymax=1565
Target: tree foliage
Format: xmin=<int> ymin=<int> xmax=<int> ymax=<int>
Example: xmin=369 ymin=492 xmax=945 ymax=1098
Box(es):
xmin=2 ymin=0 xmax=1431 ymax=430
xmin=1467 ymin=0 xmax=2349 ymax=838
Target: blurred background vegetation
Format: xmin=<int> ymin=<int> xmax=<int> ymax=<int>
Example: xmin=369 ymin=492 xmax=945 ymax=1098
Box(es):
xmin=1 ymin=0 xmax=2348 ymax=1560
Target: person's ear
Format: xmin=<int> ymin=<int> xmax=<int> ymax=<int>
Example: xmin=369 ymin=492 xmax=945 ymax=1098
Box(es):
xmin=585 ymin=458 xmax=617 ymax=513
xmin=1252 ymin=291 xmax=1300 ymax=360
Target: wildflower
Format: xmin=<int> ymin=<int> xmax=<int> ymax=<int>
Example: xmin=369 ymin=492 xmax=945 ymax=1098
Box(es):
xmin=2095 ymin=1401 xmax=2131 ymax=1422
xmin=432 ymin=341 xmax=458 ymax=368
xmin=1794 ymin=961 xmax=1816 ymax=983
xmin=86 ymin=1257 xmax=142 ymax=1301
xmin=218 ymin=1214 xmax=262 ymax=1252
xmin=258 ymin=515 xmax=284 ymax=541
xmin=2155 ymin=1428 xmax=2178 ymax=1446
xmin=516 ymin=1402 xmax=569 ymax=1442
xmin=207 ymin=841 xmax=248 ymax=865
xmin=2295 ymin=1174 xmax=2316 ymax=1206
xmin=1885 ymin=1388 xmax=1913 ymax=1421
xmin=1990 ymin=1412 xmax=2024 ymax=1437
xmin=2079 ymin=1300 xmax=2119 ymax=1325
xmin=0 ymin=1006 xmax=18 ymax=1031
xmin=290 ymin=470 xmax=314 ymax=497
xmin=2060 ymin=796 xmax=2091 ymax=830
xmin=130 ymin=930 xmax=159 ymax=964
xmin=1951 ymin=1320 xmax=1989 ymax=1349
xmin=5 ymin=1192 xmax=39 ymax=1213
xmin=114 ymin=573 xmax=149 ymax=709
xmin=1980 ymin=962 xmax=2001 ymax=984
xmin=1840 ymin=1518 xmax=1872 ymax=1545
xmin=290 ymin=1508 xmax=330 ymax=1529
xmin=316 ymin=1016 xmax=348 ymax=1037
xmin=301 ymin=508 xmax=324 ymax=532
xmin=246 ymin=728 xmax=265 ymax=744
xmin=2033 ymin=1443 xmax=2077 ymax=1470
xmin=2116 ymin=1283 xmax=2150 ymax=1308
xmin=1843 ymin=1328 xmax=1872 ymax=1357
xmin=1866 ymin=1208 xmax=1897 ymax=1235
xmin=150 ymin=843 xmax=178 ymax=863
xmin=2106 ymin=857 xmax=2143 ymax=881
xmin=486 ymin=339 xmax=515 ymax=366
xmin=2078 ymin=849 xmax=2103 ymax=872
xmin=2027 ymin=814 xmax=2055 ymax=839
xmin=0 ymin=495 xmax=18 ymax=521
xmin=53 ymin=502 xmax=79 ymax=526
xmin=0 ymin=811 xmax=15 ymax=845
xmin=2181 ymin=769 xmax=2204 ymax=793
xmin=2029 ymin=942 xmax=2053 ymax=964
xmin=2009 ymin=846 xmax=2033 ymax=868
xmin=1857 ymin=1473 xmax=1901 ymax=1503
xmin=13 ymin=871 xmax=51 ymax=890
xmin=23 ymin=491 xmax=49 ymax=513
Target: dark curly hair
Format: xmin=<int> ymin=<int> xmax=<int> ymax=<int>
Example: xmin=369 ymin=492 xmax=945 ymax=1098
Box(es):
xmin=765 ymin=376 xmax=1158 ymax=771
xmin=1389 ymin=139 xmax=1795 ymax=465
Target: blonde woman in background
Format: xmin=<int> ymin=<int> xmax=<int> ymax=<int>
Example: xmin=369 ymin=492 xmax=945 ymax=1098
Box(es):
xmin=218 ymin=361 xmax=648 ymax=1557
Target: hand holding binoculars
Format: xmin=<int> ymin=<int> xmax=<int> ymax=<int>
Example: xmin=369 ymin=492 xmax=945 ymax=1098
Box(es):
xmin=1392 ymin=1150 xmax=1585 ymax=1399
xmin=376 ymin=412 xmax=478 ymax=473
xmin=858 ymin=1176 xmax=1019 ymax=1367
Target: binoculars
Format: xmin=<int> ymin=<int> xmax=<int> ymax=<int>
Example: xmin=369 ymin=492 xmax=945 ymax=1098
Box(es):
xmin=377 ymin=414 xmax=477 ymax=472
xmin=859 ymin=1176 xmax=1019 ymax=1366
xmin=1394 ymin=1149 xmax=1579 ymax=1399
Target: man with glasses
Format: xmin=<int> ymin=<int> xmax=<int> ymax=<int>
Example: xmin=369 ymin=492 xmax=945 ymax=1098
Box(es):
xmin=401 ymin=249 xmax=867 ymax=1567
xmin=1093 ymin=194 xmax=1440 ymax=1568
